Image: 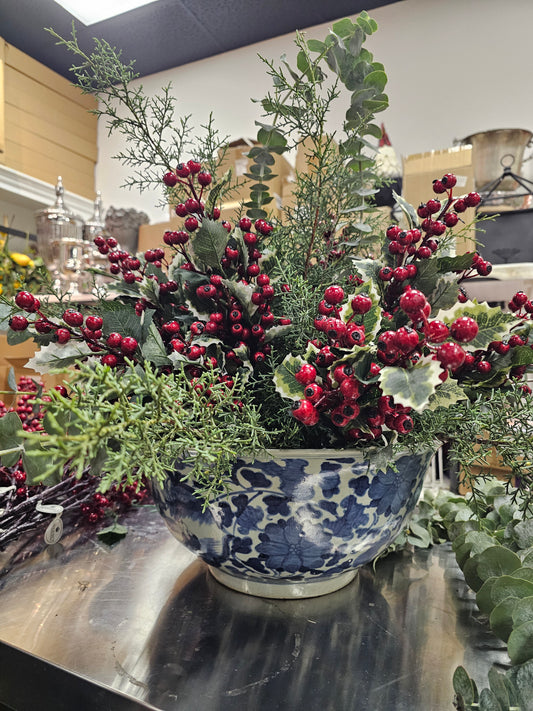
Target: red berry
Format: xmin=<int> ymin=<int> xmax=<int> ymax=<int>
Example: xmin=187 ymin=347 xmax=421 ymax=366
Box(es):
xmin=9 ymin=315 xmax=28 ymax=331
xmin=399 ymin=287 xmax=427 ymax=315
xmin=121 ymin=337 xmax=138 ymax=355
xmin=295 ymin=363 xmax=317 ymax=385
xmin=63 ymin=310 xmax=84 ymax=327
xmin=175 ymin=163 xmax=190 ymax=178
xmin=432 ymin=179 xmax=446 ymax=194
xmin=163 ymin=171 xmax=178 ymax=187
xmin=101 ymin=353 xmax=118 ymax=367
xmin=395 ymin=326 xmax=419 ymax=354
xmin=184 ymin=216 xmax=199 ymax=232
xmin=304 ymin=382 xmax=323 ymax=403
xmin=417 ymin=203 xmax=430 ymax=218
xmin=175 ymin=203 xmax=188 ymax=217
xmin=450 ymin=317 xmax=479 ymax=343
xmin=324 ymin=285 xmax=344 ymax=305
xmin=426 ymin=198 xmax=441 ymax=214
xmin=444 ymin=213 xmax=459 ymax=228
xmin=292 ymin=399 xmax=319 ymax=426
xmin=106 ymin=332 xmax=122 ymax=348
xmin=442 ymin=173 xmax=457 ymax=189
xmin=513 ymin=291 xmax=528 ymax=307
xmin=393 ymin=266 xmax=409 ymax=282
xmin=416 ymin=246 xmax=432 ymax=259
xmin=477 ymin=360 xmax=492 ymax=374
xmin=453 ymin=198 xmax=467 ymax=213
xmin=85 ymin=315 xmax=104 ymax=331
xmin=424 ymin=320 xmax=449 ymax=343
xmin=386 ymin=225 xmax=402 ymax=240
xmin=56 ymin=328 xmax=71 ymax=344
xmin=351 ymin=294 xmax=372 ymax=314
xmin=239 ymin=217 xmax=252 ymax=231
xmin=464 ymin=192 xmax=481 ymax=208
xmin=14 ymin=291 xmax=36 ymax=310
xmin=185 ymin=198 xmax=200 ymax=213
xmin=197 ymin=172 xmax=212 ymax=186
xmin=187 ymin=160 xmax=202 ymax=175
xmin=379 ymin=266 xmax=393 ymax=281
xmin=436 ymin=342 xmax=466 ymax=370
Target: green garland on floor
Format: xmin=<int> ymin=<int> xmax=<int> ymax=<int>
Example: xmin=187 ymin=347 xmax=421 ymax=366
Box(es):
xmin=393 ymin=481 xmax=533 ymax=710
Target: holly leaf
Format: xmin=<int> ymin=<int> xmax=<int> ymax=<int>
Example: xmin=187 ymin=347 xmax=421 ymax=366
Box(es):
xmin=350 ymin=258 xmax=381 ymax=283
xmin=141 ymin=322 xmax=171 ymax=367
xmin=222 ymin=279 xmax=258 ymax=318
xmin=425 ymin=379 xmax=468 ymax=411
xmin=26 ymin=341 xmax=94 ymax=374
xmin=263 ymin=324 xmax=293 ymax=343
xmin=380 ymin=359 xmax=443 ymax=411
xmin=101 ymin=301 xmax=143 ymax=342
xmin=273 ymin=354 xmax=307 ymax=402
xmin=192 ymin=218 xmax=229 ymax=269
xmin=97 ymin=522 xmax=129 ymax=546
xmin=437 ymin=253 xmax=475 ymax=274
xmin=435 ymin=300 xmax=515 ymax=350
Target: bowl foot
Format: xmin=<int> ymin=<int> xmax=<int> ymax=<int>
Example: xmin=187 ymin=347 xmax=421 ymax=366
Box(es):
xmin=208 ymin=566 xmax=357 ymax=599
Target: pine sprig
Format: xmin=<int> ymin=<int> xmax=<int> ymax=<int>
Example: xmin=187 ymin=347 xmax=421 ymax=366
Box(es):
xmin=19 ymin=361 xmax=271 ymax=507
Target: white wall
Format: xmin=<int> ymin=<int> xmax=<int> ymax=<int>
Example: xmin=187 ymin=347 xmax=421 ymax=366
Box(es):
xmin=96 ymin=0 xmax=533 ymax=224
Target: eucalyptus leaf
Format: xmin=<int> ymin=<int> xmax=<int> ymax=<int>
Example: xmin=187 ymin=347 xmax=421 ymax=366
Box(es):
xmin=507 ymin=620 xmax=533 ymax=665
xmin=0 ymin=412 xmax=24 ymax=467
xmin=512 ymin=595 xmax=533 ymax=628
xmin=489 ymin=597 xmax=518 ymax=642
xmin=478 ymin=688 xmax=504 ymax=711
xmin=453 ymin=666 xmax=477 ymax=706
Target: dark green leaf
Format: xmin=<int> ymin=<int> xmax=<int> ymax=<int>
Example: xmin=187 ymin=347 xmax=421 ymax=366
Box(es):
xmin=514 ymin=519 xmax=533 ymax=549
xmin=192 ymin=218 xmax=228 ymax=269
xmin=491 ymin=575 xmax=533 ymax=605
xmin=97 ymin=522 xmax=129 ymax=546
xmin=0 ymin=411 xmax=23 ymax=467
xmin=7 ymin=328 xmax=32 ymax=345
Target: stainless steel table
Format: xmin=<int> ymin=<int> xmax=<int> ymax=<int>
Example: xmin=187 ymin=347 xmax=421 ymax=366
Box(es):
xmin=0 ymin=506 xmax=508 ymax=711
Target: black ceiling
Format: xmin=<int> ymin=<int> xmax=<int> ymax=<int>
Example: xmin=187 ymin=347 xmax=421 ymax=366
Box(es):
xmin=1 ymin=0 xmax=398 ymax=80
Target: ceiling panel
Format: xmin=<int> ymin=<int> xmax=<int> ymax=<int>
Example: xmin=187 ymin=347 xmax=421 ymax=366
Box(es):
xmin=0 ymin=0 xmax=399 ymax=79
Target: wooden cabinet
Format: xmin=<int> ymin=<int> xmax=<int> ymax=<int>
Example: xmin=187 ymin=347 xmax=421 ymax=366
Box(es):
xmin=0 ymin=38 xmax=97 ymax=200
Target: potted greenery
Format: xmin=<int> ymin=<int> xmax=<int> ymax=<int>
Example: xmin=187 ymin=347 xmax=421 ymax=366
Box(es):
xmin=1 ymin=13 xmax=533 ymax=599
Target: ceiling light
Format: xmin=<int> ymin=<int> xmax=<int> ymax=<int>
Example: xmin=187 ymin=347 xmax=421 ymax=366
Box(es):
xmin=53 ymin=0 xmax=160 ymax=26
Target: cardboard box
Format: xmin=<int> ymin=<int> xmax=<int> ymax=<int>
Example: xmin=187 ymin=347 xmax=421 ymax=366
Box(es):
xmin=402 ymin=146 xmax=477 ymax=254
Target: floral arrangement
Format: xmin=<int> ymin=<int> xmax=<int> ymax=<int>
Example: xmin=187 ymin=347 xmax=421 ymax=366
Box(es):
xmin=1 ymin=13 xmax=533 ymax=517
xmin=0 ymin=234 xmax=46 ymax=298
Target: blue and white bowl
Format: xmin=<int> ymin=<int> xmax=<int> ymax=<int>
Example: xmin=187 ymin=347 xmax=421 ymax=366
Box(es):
xmin=152 ymin=449 xmax=432 ymax=599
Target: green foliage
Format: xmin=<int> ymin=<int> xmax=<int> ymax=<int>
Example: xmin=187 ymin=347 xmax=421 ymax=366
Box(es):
xmin=8 ymin=361 xmax=271 ymax=506
xmin=404 ymin=481 xmax=533 ymax=710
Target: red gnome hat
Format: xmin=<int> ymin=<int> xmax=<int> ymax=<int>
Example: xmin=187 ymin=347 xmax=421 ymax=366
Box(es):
xmin=379 ymin=124 xmax=392 ymax=147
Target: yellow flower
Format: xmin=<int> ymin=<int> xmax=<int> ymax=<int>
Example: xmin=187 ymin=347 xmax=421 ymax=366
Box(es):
xmin=13 ymin=281 xmax=21 ymax=289
xmin=10 ymin=252 xmax=32 ymax=267
xmin=0 ymin=284 xmax=3 ymax=295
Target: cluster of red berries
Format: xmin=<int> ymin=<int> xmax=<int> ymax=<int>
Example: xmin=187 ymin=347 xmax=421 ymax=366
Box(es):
xmin=0 ymin=376 xmax=46 ymax=500
xmin=9 ymin=291 xmax=137 ymax=369
xmin=79 ymin=481 xmax=148 ymax=525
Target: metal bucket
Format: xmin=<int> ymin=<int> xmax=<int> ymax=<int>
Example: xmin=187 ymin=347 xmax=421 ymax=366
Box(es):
xmin=462 ymin=128 xmax=532 ymax=191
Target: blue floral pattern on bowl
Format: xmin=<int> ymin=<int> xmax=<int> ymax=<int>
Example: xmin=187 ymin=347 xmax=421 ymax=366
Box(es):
xmin=152 ymin=449 xmax=432 ymax=592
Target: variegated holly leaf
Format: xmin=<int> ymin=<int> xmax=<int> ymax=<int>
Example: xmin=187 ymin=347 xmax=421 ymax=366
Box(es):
xmin=190 ymin=218 xmax=229 ymax=269
xmin=366 ymin=442 xmax=397 ymax=474
xmin=222 ymin=278 xmax=258 ymax=318
xmin=435 ymin=300 xmax=515 ymax=350
xmin=263 ymin=324 xmax=293 ymax=343
xmin=425 ymin=378 xmax=468 ymax=411
xmin=339 ymin=279 xmax=382 ymax=342
xmin=273 ymin=354 xmax=307 ymax=401
xmin=305 ymin=341 xmax=320 ymax=360
xmin=380 ymin=359 xmax=443 ymax=412
xmin=350 ymin=257 xmax=381 ymax=283
xmin=26 ymin=341 xmax=94 ymax=374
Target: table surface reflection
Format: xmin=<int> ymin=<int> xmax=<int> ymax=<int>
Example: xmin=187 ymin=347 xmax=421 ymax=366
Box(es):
xmin=0 ymin=506 xmax=509 ymax=711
